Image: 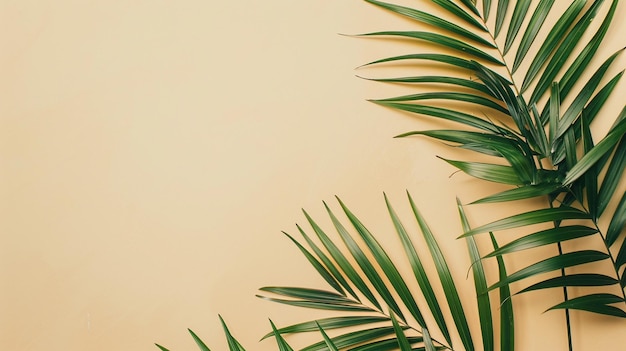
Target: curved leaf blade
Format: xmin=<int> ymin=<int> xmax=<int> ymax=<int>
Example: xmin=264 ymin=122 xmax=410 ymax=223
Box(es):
xmin=441 ymin=158 xmax=523 ymax=185
xmin=432 ymin=0 xmax=488 ymax=31
xmin=483 ymin=225 xmax=598 ymax=257
xmin=390 ymin=312 xmax=412 ymax=351
xmin=364 ymin=0 xmax=493 ymax=47
xmin=490 ymin=234 xmax=514 ymax=351
xmin=301 ymin=327 xmax=400 ymax=351
xmin=563 ymin=108 xmax=626 ymax=186
xmin=547 ymin=294 xmax=626 ymax=318
xmin=471 ymin=184 xmax=562 ymax=204
xmin=494 ymin=0 xmax=510 ymax=38
xmin=374 ymin=101 xmax=502 ymax=133
xmin=385 ymin=194 xmax=449 ymax=344
xmin=360 ymin=76 xmax=494 ymax=96
xmin=188 ymin=329 xmax=211 ymax=351
xmin=461 ymin=207 xmax=592 ymax=238
xmin=606 ymin=192 xmax=626 ymax=247
xmin=598 ymin=137 xmax=626 ymax=216
xmin=316 ymin=322 xmax=340 ymax=351
xmin=337 ymin=197 xmax=427 ymax=326
xmin=517 ymin=274 xmax=619 ymax=294
xmin=359 ymin=31 xmax=504 ymax=65
xmin=284 ymin=231 xmax=345 ymax=295
xmin=520 ymin=0 xmax=586 ymax=92
xmin=458 ymin=200 xmax=493 ymax=351
xmin=258 ymin=287 xmax=356 ymax=303
xmin=408 ymin=193 xmax=475 ymax=351
xmin=270 ymin=320 xmax=295 ymax=351
xmin=260 ymin=316 xmax=389 ymax=340
xmin=361 ymin=53 xmax=474 ymax=70
xmin=327 ymin=202 xmax=406 ymax=321
xmin=488 ymin=250 xmax=610 ymax=291
xmin=220 ymin=315 xmax=247 ymax=351
xmin=557 ymin=0 xmax=620 ymax=100
xmin=255 ymin=295 xmax=375 ymax=312
xmin=302 ymin=210 xmax=380 ymax=309
xmin=374 ymin=92 xmax=509 ymax=114
xmin=503 ymin=0 xmax=531 ymax=55
xmin=529 ymin=0 xmax=609 ymax=103
xmin=512 ymin=0 xmax=556 ymax=73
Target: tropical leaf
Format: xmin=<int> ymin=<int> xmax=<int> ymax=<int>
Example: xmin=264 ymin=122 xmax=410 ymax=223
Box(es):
xmin=162 ymin=1 xmax=626 ymax=350
xmin=270 ymin=320 xmax=295 ymax=351
xmin=188 ymin=329 xmax=211 ymax=351
xmin=458 ymin=199 xmax=494 ymax=351
xmin=490 ymin=234 xmax=514 ymax=351
xmin=511 ymin=0 xmax=556 ymax=73
xmin=487 ymin=250 xmax=610 ymax=291
xmin=547 ymin=294 xmax=626 ymax=318
xmin=255 ymin=195 xmax=500 ymax=350
xmin=517 ymin=274 xmax=619 ymax=294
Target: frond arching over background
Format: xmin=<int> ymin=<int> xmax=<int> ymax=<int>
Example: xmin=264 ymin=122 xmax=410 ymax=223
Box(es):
xmin=255 ymin=194 xmax=511 ymax=351
xmin=360 ymin=0 xmax=626 ymax=318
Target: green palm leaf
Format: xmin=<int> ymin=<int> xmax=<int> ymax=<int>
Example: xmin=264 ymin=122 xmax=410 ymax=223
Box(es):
xmin=517 ymin=274 xmax=619 ymax=294
xmin=364 ymin=0 xmax=493 ymax=47
xmin=260 ymin=316 xmax=388 ymax=340
xmin=529 ymin=0 xmax=610 ymax=104
xmin=563 ymin=107 xmax=626 ymax=186
xmin=597 ymin=137 xmax=626 ymax=216
xmin=270 ymin=320 xmax=295 ymax=351
xmin=511 ymin=0 xmax=556 ymax=73
xmin=471 ymin=184 xmax=562 ymax=204
xmin=361 ymin=76 xmax=494 ymax=96
xmin=349 ymin=337 xmax=427 ymax=351
xmin=431 ymin=0 xmax=487 ymax=31
xmin=487 ymin=250 xmax=610 ymax=291
xmin=520 ymin=0 xmax=586 ymax=92
xmin=385 ymin=195 xmax=449 ymax=344
xmin=606 ymin=193 xmax=626 ymax=247
xmin=483 ymin=225 xmax=598 ymax=257
xmin=373 ymin=101 xmax=503 ymax=133
xmin=220 ymin=316 xmax=247 ymax=351
xmin=301 ymin=327 xmax=400 ymax=351
xmin=361 ymin=53 xmax=474 ymax=70
xmin=390 ymin=312 xmax=412 ymax=351
xmin=458 ymin=199 xmax=493 ymax=351
xmin=490 ymin=234 xmax=514 ymax=351
xmin=555 ymin=50 xmax=624 ymax=140
xmin=303 ymin=209 xmax=381 ymax=310
xmin=284 ymin=231 xmax=345 ymax=295
xmin=408 ymin=193 xmax=475 ymax=351
xmin=461 ymin=207 xmax=592 ymax=238
xmin=503 ymin=0 xmax=530 ymax=54
xmin=316 ymin=322 xmax=340 ymax=351
xmin=327 ymin=202 xmax=406 ymax=321
xmin=188 ymin=329 xmax=211 ymax=351
xmin=441 ymin=158 xmax=524 ymax=185
xmin=374 ymin=92 xmax=509 ymax=115
xmin=360 ymin=31 xmax=504 ymax=65
xmin=557 ymin=0 xmax=619 ymax=101
xmin=547 ymin=294 xmax=626 ymax=318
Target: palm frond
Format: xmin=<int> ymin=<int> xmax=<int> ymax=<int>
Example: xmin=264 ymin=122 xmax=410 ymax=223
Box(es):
xmin=255 ymin=194 xmax=503 ymax=350
xmin=362 ymin=0 xmax=626 ymax=320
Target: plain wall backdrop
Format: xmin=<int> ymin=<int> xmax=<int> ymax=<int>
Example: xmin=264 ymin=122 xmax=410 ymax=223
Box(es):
xmin=2 ymin=1 xmax=626 ymax=350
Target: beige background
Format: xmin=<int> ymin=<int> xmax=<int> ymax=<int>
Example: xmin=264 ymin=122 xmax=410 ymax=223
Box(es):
xmin=2 ymin=1 xmax=626 ymax=350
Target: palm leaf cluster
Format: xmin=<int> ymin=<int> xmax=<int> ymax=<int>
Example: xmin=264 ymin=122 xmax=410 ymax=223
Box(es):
xmin=155 ymin=316 xmax=339 ymax=351
xmin=256 ymin=195 xmax=511 ymax=351
xmin=156 ymin=1 xmax=626 ymax=350
xmin=157 ymin=195 xmax=509 ymax=351
xmin=362 ymin=0 xmax=626 ymax=317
